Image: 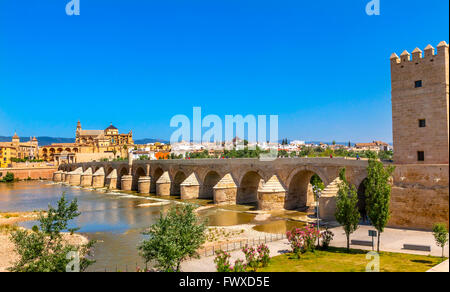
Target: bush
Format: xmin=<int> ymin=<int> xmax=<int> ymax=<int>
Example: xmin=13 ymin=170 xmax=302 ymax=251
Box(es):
xmin=242 ymin=243 xmax=271 ymax=271
xmin=138 ymin=204 xmax=207 ymax=272
xmin=432 ymin=223 xmax=449 ymax=258
xmin=321 ymin=228 xmax=334 ymax=250
xmin=0 ymin=172 xmax=14 ymax=183
xmin=214 ymin=250 xmax=233 ymax=272
xmin=214 ymin=250 xmax=248 ymax=272
xmin=8 ymin=194 xmax=95 ymax=272
xmin=286 ymin=226 xmax=320 ymax=257
xmin=242 ymin=245 xmax=259 ymax=271
xmin=256 ymin=244 xmax=270 ymax=267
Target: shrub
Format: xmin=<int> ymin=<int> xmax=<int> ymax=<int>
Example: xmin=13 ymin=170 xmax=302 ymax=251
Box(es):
xmin=214 ymin=250 xmax=232 ymax=272
xmin=0 ymin=172 xmax=14 ymax=183
xmin=256 ymin=244 xmax=270 ymax=267
xmin=321 ymin=228 xmax=334 ymax=250
xmin=214 ymin=250 xmax=248 ymax=272
xmin=286 ymin=226 xmax=321 ymax=257
xmin=432 ymin=223 xmax=449 ymax=258
xmin=8 ymin=194 xmax=95 ymax=272
xmin=0 ymin=224 xmax=19 ymax=235
xmin=232 ymin=259 xmax=246 ymax=272
xmin=242 ymin=245 xmax=259 ymax=271
xmin=138 ymin=204 xmax=207 ymax=272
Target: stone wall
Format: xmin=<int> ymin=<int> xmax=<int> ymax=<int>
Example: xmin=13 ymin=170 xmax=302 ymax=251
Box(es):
xmin=389 ymin=164 xmax=449 ymax=230
xmin=0 ymin=167 xmax=57 ymax=180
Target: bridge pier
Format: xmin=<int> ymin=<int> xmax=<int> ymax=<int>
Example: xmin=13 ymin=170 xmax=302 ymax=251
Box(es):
xmin=257 ymin=175 xmax=287 ymax=211
xmin=156 ymin=171 xmax=171 ymax=196
xmin=92 ymin=167 xmax=105 ymax=188
xmin=53 ymin=171 xmax=62 ymax=182
xmin=69 ymin=167 xmax=83 ymax=186
xmin=121 ymin=175 xmax=133 ymax=191
xmin=180 ymin=173 xmax=201 ymax=200
xmin=318 ymin=178 xmax=341 ymax=220
xmin=138 ymin=176 xmax=151 ymax=194
xmin=213 ymin=174 xmax=237 ymax=205
xmin=80 ymin=168 xmax=93 ymax=187
xmin=105 ymin=169 xmax=118 ymax=189
xmin=64 ymin=171 xmax=71 ymax=184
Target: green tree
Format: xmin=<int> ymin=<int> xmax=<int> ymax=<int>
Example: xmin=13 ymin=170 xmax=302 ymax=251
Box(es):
xmin=335 ymin=168 xmax=360 ymax=251
xmin=8 ymin=194 xmax=95 ymax=272
xmin=432 ymin=223 xmax=449 ymax=258
xmin=310 ymin=174 xmax=325 ymax=196
xmin=364 ymin=158 xmax=395 ymax=252
xmin=0 ymin=172 xmax=14 ymax=182
xmin=138 ymin=204 xmax=207 ymax=272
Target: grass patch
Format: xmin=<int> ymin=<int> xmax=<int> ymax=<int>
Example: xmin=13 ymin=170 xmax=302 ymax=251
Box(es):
xmin=257 ymin=247 xmax=446 ymax=272
xmin=0 ymin=224 xmax=19 ymax=234
xmin=0 ymin=212 xmax=20 ymax=219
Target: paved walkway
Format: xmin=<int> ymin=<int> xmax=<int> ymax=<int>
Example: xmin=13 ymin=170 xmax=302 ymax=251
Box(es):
xmin=427 ymin=259 xmax=449 ymax=272
xmin=182 ymin=239 xmax=291 ymax=272
xmin=182 ymin=226 xmax=449 ymax=272
xmin=328 ymin=225 xmax=449 ymax=257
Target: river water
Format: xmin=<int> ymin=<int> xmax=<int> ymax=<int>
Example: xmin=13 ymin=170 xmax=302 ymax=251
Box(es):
xmin=0 ymin=181 xmax=306 ymax=271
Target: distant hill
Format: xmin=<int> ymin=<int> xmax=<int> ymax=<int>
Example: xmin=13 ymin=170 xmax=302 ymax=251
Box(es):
xmin=0 ymin=136 xmax=75 ymax=146
xmin=1 ymin=136 xmax=168 ymax=146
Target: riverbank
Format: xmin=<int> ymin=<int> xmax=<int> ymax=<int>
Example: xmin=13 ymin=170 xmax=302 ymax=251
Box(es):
xmin=0 ymin=211 xmax=88 ymax=272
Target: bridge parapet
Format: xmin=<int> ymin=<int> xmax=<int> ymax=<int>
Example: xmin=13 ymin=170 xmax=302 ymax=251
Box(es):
xmin=57 ymin=158 xmax=368 ymax=213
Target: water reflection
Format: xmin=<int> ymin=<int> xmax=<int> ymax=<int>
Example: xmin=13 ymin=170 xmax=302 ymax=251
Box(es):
xmin=0 ymin=181 xmax=308 ymax=271
xmin=253 ymin=220 xmax=306 ymax=234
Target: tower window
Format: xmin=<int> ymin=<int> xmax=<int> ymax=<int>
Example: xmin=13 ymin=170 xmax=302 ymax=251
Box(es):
xmin=415 ymin=80 xmax=422 ymax=88
xmin=418 ymin=119 xmax=426 ymax=127
xmin=417 ymin=151 xmax=425 ymax=161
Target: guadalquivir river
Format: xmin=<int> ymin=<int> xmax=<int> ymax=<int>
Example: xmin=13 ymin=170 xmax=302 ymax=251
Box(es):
xmin=0 ymin=181 xmax=305 ymax=271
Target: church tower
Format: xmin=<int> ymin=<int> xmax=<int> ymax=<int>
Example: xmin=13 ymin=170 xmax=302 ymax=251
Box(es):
xmin=390 ymin=41 xmax=449 ymax=164
xmin=76 ymin=120 xmax=82 ymax=143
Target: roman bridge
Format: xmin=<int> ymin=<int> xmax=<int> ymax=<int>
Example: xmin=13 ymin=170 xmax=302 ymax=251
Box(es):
xmin=53 ymin=158 xmax=368 ymax=219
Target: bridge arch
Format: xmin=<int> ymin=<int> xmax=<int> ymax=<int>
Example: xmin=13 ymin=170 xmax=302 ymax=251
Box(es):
xmin=118 ymin=166 xmax=129 ymax=189
xmin=237 ymin=171 xmax=264 ymax=205
xmin=151 ymin=167 xmax=164 ymax=193
xmin=171 ymin=170 xmax=187 ymax=195
xmin=201 ymin=170 xmax=221 ymax=199
xmin=285 ymin=168 xmax=326 ymax=210
xmin=133 ymin=166 xmax=147 ymax=191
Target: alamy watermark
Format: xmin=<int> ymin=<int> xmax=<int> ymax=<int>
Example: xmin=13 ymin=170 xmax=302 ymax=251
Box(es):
xmin=170 ymin=107 xmax=279 ymax=160
xmin=65 ymin=1 xmax=379 ymax=17
xmin=66 ymin=0 xmax=80 ymax=16
xmin=366 ymin=0 xmax=380 ymax=16
xmin=365 ymin=251 xmax=380 ymax=272
xmin=66 ymin=251 xmax=80 ymax=272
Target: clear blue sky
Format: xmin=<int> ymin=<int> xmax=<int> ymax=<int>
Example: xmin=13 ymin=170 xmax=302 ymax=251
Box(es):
xmin=0 ymin=0 xmax=448 ymax=142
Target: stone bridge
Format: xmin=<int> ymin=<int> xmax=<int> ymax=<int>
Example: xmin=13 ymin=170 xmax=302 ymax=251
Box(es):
xmin=53 ymin=158 xmax=368 ymax=218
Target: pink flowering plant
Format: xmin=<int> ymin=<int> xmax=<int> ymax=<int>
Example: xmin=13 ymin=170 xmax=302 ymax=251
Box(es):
xmin=232 ymin=259 xmax=246 ymax=272
xmin=256 ymin=244 xmax=270 ymax=267
xmin=242 ymin=245 xmax=259 ymax=271
xmin=286 ymin=225 xmax=321 ymax=257
xmin=214 ymin=250 xmax=248 ymax=272
xmin=214 ymin=250 xmax=233 ymax=272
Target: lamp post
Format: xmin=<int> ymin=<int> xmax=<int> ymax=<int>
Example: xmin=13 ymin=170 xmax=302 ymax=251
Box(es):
xmin=316 ymin=190 xmax=321 ymax=246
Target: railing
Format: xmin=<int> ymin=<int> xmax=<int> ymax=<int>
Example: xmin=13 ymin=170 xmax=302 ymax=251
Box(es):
xmin=198 ymin=233 xmax=287 ymax=258
xmin=93 ymin=233 xmax=287 ymax=272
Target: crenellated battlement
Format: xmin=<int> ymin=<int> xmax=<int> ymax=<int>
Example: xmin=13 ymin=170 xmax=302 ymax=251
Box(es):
xmin=390 ymin=41 xmax=448 ymax=66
